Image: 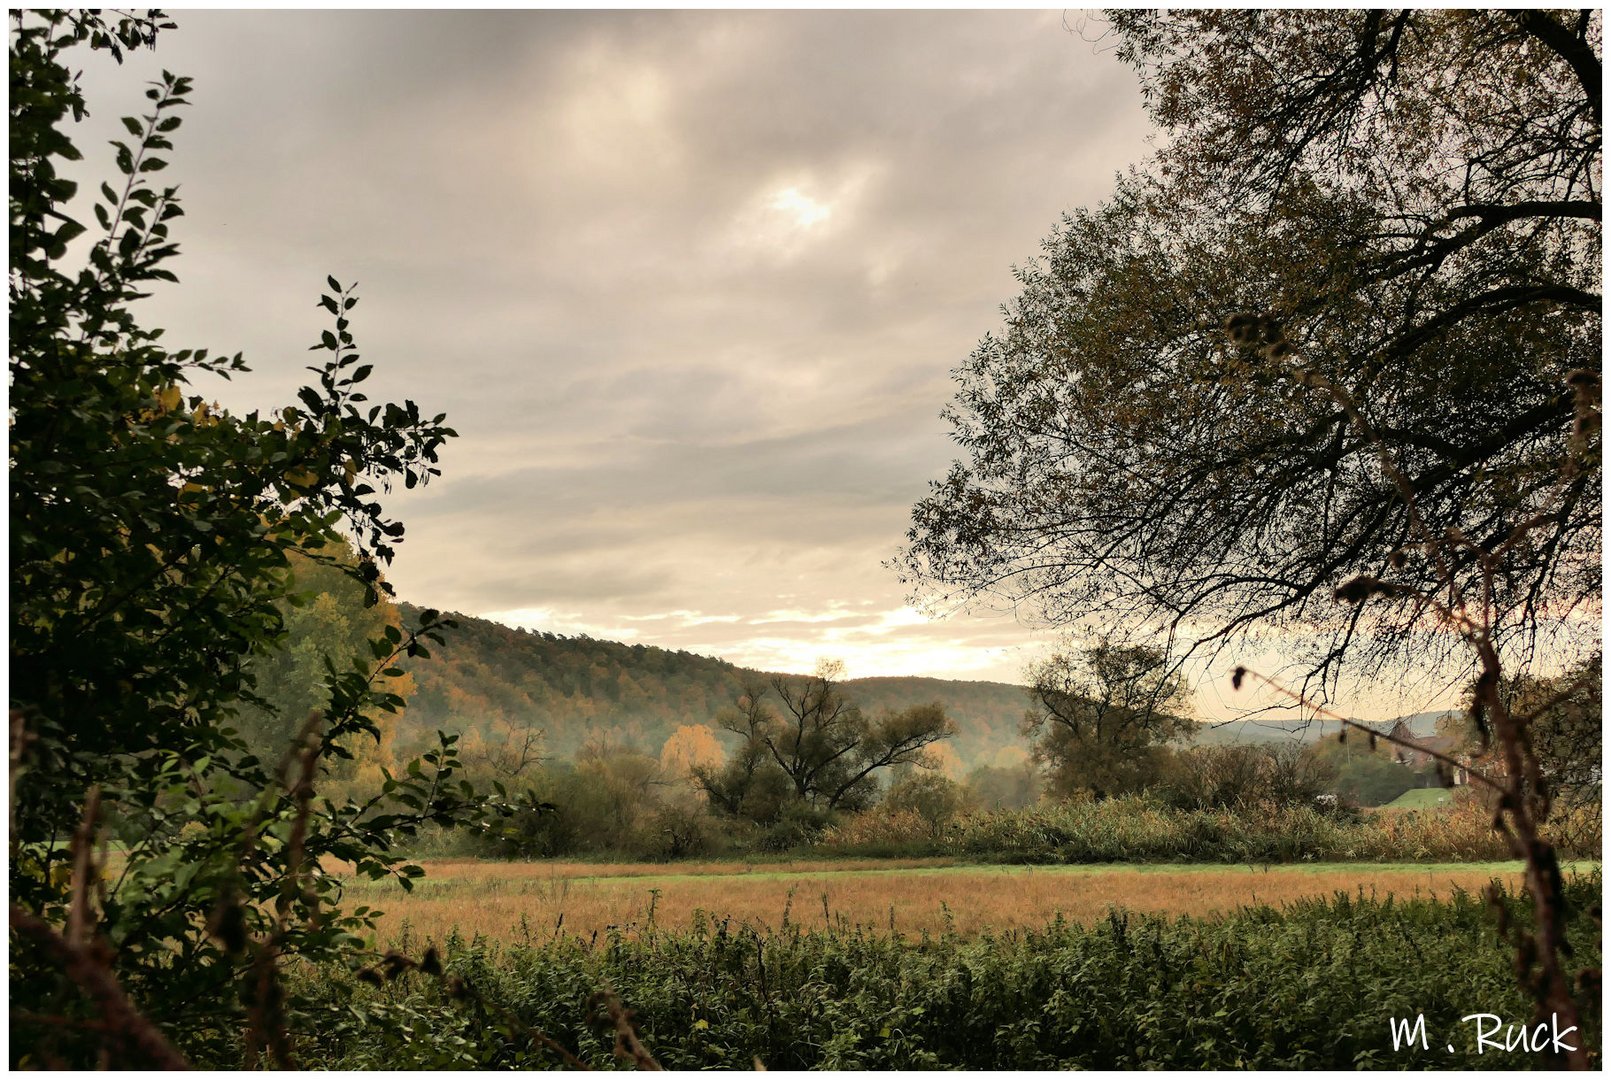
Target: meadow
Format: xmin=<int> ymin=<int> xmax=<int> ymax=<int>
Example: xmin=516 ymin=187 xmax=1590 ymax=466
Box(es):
xmin=336 ymin=856 xmax=1587 ymax=945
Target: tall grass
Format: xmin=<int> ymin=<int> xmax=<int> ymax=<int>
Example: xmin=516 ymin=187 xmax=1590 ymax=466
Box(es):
xmin=278 ymin=872 xmax=1600 ymax=1070
xmin=816 ymin=793 xmax=1567 ymax=863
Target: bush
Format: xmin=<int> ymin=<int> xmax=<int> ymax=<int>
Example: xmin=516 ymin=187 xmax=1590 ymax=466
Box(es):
xmin=818 ymin=808 xmax=941 ymax=856
xmin=10 ymin=13 xmax=491 ymax=1068
xmin=759 ymin=802 xmax=835 ymax=852
xmin=881 ymin=771 xmax=974 ymax=836
xmin=814 ymin=792 xmax=1532 ymax=864
xmin=283 ymin=873 xmax=1601 ymax=1070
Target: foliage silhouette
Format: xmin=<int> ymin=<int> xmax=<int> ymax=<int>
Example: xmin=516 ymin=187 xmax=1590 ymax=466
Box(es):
xmin=9 ymin=10 xmax=508 ymax=1067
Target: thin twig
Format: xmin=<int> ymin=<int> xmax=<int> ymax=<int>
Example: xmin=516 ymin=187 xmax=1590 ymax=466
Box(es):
xmin=590 ymin=989 xmax=663 ymax=1071
xmin=1233 ymin=668 xmax=1499 ymax=795
xmin=1229 ymin=315 xmax=1593 ymax=1067
xmin=10 ymin=907 xmax=191 ymax=1070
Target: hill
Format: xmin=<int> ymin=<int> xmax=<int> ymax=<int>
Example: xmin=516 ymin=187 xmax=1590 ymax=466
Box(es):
xmin=1190 ymin=711 xmax=1450 ymax=748
xmin=392 ymin=604 xmax=1452 ymax=767
xmin=394 ymin=605 xmax=1030 ymax=764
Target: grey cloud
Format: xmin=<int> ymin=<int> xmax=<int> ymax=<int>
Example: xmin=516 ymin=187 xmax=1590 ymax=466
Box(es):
xmin=61 ymin=10 xmax=1152 ymax=686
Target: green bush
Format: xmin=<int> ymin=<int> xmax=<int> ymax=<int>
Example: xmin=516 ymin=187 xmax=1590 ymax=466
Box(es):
xmin=815 ymin=792 xmax=1541 ymax=864
xmin=281 ymin=873 xmax=1601 ymax=1070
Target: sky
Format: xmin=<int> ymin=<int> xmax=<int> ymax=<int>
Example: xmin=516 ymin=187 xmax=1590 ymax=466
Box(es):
xmin=58 ymin=9 xmax=1464 ymax=722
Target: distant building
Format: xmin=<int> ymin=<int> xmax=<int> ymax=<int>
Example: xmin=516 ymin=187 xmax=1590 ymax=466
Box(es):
xmin=1375 ymin=719 xmax=1469 ymax=787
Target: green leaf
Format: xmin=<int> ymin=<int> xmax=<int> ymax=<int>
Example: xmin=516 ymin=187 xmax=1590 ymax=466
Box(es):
xmin=54 ymin=220 xmax=86 ymax=248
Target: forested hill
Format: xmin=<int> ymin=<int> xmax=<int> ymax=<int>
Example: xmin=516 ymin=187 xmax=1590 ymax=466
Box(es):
xmin=1189 ymin=713 xmax=1448 ymax=747
xmin=394 ymin=605 xmax=1030 ymax=763
xmin=393 ymin=605 xmax=1448 ymax=764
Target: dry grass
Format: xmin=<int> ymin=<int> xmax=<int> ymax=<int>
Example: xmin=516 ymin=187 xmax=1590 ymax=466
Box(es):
xmin=330 ymin=858 xmax=1568 ymax=947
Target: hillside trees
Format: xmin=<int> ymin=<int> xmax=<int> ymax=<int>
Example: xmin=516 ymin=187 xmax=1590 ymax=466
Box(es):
xmin=233 ymin=540 xmax=413 ymax=779
xmin=899 ymin=9 xmax=1601 ymax=690
xmin=1022 ymin=639 xmax=1193 ymax=799
xmin=9 ymin=10 xmax=491 ymax=1066
xmin=395 ymin=604 xmax=747 ymax=759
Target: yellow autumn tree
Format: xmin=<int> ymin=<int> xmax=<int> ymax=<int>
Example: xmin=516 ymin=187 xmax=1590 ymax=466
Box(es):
xmin=659 ymin=723 xmax=726 ymax=790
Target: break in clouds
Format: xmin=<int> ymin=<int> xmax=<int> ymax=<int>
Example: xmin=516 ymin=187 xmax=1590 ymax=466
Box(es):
xmin=73 ymin=11 xmax=1153 ymax=683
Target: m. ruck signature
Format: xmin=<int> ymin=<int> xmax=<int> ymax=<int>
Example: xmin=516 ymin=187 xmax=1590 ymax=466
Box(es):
xmin=1390 ymin=1013 xmax=1580 ymax=1056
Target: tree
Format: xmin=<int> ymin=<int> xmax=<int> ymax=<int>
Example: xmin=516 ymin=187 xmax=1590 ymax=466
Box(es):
xmin=899 ymin=9 xmax=1600 ymax=691
xmin=462 ymin=715 xmax=544 ymax=779
xmin=693 ymin=677 xmax=793 ymax=822
xmin=572 ymin=735 xmax=672 ymax=850
xmin=659 ymin=723 xmax=726 ymax=788
xmin=9 ymin=11 xmax=493 ymax=1066
xmin=882 ymin=770 xmax=975 ymax=838
xmin=1440 ymin=655 xmax=1603 ymax=831
xmin=235 ymin=539 xmax=413 ymax=779
xmin=899 ymin=9 xmax=1600 ymax=1060
xmin=917 ymin=741 xmax=966 ymax=780
xmin=1503 ymin=656 xmax=1602 ymax=853
xmin=1303 ymin=738 xmax=1416 ymax=808
xmin=1021 ymin=638 xmax=1193 ymax=799
xmin=1495 ymin=657 xmax=1602 ymax=796
xmin=697 ymin=663 xmax=955 ymax=815
xmin=965 ymin=745 xmax=1042 ymax=810
xmin=1159 ymin=744 xmax=1338 ymax=810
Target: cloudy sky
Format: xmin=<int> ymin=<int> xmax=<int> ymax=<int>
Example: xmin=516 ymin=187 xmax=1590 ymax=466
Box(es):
xmin=68 ymin=10 xmax=1154 ymax=680
xmin=62 ymin=9 xmax=1461 ymax=722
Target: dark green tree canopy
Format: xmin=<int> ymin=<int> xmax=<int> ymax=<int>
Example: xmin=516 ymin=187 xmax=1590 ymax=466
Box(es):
xmin=696 ymin=663 xmax=954 ymax=816
xmin=9 ymin=11 xmax=495 ymax=1066
xmin=901 ymin=9 xmax=1601 ymax=690
xmin=1021 ymin=638 xmax=1192 ymax=799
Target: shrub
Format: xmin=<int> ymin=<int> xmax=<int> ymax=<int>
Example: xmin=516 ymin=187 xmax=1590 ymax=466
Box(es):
xmin=815 ymin=792 xmax=1531 ymax=863
xmin=284 ymin=873 xmax=1601 ymax=1070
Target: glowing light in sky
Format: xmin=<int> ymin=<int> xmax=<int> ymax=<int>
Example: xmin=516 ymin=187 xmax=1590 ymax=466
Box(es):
xmin=727 ymin=167 xmax=878 ymax=260
xmin=767 ymin=186 xmax=831 ymax=230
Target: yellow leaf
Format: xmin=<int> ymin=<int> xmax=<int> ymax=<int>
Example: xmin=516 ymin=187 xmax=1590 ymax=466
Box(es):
xmin=283 ymin=467 xmax=319 ymax=491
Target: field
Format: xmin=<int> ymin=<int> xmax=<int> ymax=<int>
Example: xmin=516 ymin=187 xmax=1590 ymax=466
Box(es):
xmin=335 ymin=856 xmax=1580 ymax=945
xmin=1381 ymin=788 xmax=1456 ymax=810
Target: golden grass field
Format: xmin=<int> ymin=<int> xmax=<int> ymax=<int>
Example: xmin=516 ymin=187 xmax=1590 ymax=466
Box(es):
xmin=330 ymin=857 xmax=1581 ymax=946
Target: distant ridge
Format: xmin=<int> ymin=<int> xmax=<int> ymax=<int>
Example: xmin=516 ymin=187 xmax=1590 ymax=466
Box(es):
xmin=394 ymin=604 xmax=1450 ymax=764
xmin=1191 ymin=711 xmax=1453 ymax=747
xmin=395 ymin=605 xmax=1028 ymax=763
